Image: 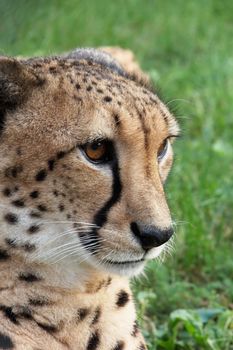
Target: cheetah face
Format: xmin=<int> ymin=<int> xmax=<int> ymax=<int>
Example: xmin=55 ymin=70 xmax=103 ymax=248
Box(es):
xmin=0 ymin=53 xmax=179 ymax=278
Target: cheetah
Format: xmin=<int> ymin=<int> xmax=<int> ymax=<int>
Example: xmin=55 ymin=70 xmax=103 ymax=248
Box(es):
xmin=0 ymin=48 xmax=179 ymax=350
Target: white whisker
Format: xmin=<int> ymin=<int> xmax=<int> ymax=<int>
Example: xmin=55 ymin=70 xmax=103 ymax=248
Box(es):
xmin=37 ymin=241 xmax=101 ymax=263
xmin=166 ymin=98 xmax=190 ymax=106
xmin=36 ymin=227 xmax=95 ymax=246
xmin=37 ymin=220 xmax=99 ymax=227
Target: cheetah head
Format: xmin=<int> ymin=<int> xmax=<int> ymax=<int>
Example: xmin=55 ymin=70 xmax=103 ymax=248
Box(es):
xmin=0 ymin=49 xmax=179 ymax=280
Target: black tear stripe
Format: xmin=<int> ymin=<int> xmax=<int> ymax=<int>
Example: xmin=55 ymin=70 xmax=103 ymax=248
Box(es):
xmin=80 ymin=155 xmax=122 ymax=254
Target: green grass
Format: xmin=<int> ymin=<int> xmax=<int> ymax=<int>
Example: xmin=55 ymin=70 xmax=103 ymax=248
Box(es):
xmin=0 ymin=0 xmax=233 ymax=348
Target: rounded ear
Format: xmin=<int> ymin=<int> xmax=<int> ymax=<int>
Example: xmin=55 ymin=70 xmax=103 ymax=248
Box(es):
xmin=0 ymin=57 xmax=34 ymax=109
xmin=100 ymin=47 xmax=150 ymax=85
xmin=0 ymin=57 xmax=41 ymax=132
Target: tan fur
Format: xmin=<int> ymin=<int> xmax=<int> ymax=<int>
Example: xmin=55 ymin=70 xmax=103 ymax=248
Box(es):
xmin=0 ymin=48 xmax=179 ymax=350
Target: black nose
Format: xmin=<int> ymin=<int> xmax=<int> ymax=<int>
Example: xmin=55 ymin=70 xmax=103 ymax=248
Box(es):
xmin=130 ymin=222 xmax=173 ymax=250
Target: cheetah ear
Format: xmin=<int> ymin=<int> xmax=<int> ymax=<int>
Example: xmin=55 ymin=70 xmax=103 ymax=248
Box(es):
xmin=0 ymin=57 xmax=33 ymax=110
xmin=0 ymin=57 xmax=39 ymax=131
xmin=100 ymin=47 xmax=150 ymax=86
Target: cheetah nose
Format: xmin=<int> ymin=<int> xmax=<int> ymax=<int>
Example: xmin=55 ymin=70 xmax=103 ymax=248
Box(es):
xmin=130 ymin=222 xmax=174 ymax=250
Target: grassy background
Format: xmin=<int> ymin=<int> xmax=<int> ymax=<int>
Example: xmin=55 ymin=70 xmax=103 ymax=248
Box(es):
xmin=0 ymin=0 xmax=232 ymax=348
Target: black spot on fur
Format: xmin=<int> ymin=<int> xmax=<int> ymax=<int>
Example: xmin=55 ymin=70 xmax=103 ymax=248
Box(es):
xmin=37 ymin=204 xmax=47 ymax=212
xmin=116 ymin=290 xmax=129 ymax=307
xmin=131 ymin=321 xmax=139 ymax=337
xmin=138 ymin=343 xmax=146 ymax=350
xmin=4 ymin=213 xmax=18 ymax=224
xmin=11 ymin=166 xmax=22 ymax=178
xmin=27 ymin=225 xmax=40 ymax=234
xmin=16 ymin=148 xmax=22 ymax=156
xmin=57 ymin=151 xmax=66 ymax=159
xmin=91 ymin=307 xmax=101 ymax=325
xmin=35 ymin=169 xmax=47 ymax=181
xmin=86 ymin=85 xmax=92 ymax=91
xmin=30 ymin=211 xmax=41 ymax=218
xmin=5 ymin=238 xmax=17 ymax=248
xmin=22 ymin=243 xmax=36 ymax=252
xmin=30 ymin=191 xmax=39 ymax=199
xmin=106 ymin=277 xmax=112 ymax=287
xmin=11 ymin=199 xmax=24 ymax=207
xmin=29 ymin=297 xmax=50 ymax=307
xmin=19 ymin=273 xmax=41 ymax=283
xmin=58 ymin=204 xmax=64 ymax=212
xmin=87 ymin=331 xmax=100 ymax=350
xmin=113 ymin=341 xmax=125 ymax=350
xmin=78 ymin=308 xmax=89 ymax=321
xmin=49 ymin=66 xmax=58 ymax=74
xmin=0 ymin=332 xmax=14 ymax=349
xmin=48 ymin=159 xmax=55 ymax=171
xmin=103 ymin=96 xmax=112 ymax=102
xmin=0 ymin=305 xmax=18 ymax=325
xmin=31 ymin=62 xmax=42 ymax=68
xmin=69 ymin=77 xmax=74 ymax=84
xmin=53 ymin=190 xmax=58 ymax=197
xmin=97 ymin=89 xmax=103 ymax=94
xmin=75 ymin=83 xmax=81 ymax=90
xmin=5 ymin=165 xmax=23 ymax=178
xmin=0 ymin=249 xmax=10 ymax=261
xmin=2 ymin=188 xmax=11 ymax=197
xmin=36 ymin=322 xmax=58 ymax=333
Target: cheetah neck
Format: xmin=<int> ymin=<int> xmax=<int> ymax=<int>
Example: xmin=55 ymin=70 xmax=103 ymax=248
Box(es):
xmin=0 ymin=252 xmax=147 ymax=350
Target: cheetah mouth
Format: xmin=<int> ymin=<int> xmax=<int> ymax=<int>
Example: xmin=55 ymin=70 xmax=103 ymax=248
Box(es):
xmin=92 ymin=256 xmax=146 ymax=276
xmin=104 ymin=258 xmax=145 ymax=266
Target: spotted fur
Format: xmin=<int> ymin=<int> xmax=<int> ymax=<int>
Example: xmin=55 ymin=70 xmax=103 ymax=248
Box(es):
xmin=0 ymin=47 xmax=179 ymax=349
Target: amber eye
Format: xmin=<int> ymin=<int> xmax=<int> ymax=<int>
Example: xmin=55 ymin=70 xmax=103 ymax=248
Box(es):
xmin=82 ymin=140 xmax=114 ymax=164
xmin=157 ymin=139 xmax=168 ymax=161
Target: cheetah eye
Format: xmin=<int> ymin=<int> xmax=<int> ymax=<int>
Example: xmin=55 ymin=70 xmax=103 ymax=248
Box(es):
xmin=157 ymin=138 xmax=169 ymax=161
xmin=81 ymin=140 xmax=114 ymax=164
